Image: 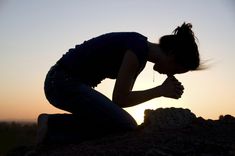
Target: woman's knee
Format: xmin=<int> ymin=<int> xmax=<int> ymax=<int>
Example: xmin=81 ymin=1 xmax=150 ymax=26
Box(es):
xmin=127 ymin=118 xmax=138 ymax=130
xmin=116 ymin=117 xmax=138 ymax=131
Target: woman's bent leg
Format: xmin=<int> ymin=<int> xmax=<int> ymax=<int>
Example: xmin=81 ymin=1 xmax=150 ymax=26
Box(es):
xmin=60 ymin=83 xmax=137 ymax=132
xmin=43 ymin=66 xmax=137 ymax=142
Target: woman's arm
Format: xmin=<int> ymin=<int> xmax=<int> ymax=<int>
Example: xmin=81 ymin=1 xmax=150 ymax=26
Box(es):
xmin=112 ymin=50 xmax=184 ymax=108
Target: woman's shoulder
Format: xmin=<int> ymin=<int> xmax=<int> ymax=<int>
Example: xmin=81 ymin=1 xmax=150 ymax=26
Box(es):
xmin=100 ymin=32 xmax=147 ymax=39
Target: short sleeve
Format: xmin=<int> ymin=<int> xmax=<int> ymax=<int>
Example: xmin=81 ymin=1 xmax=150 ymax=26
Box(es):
xmin=126 ymin=33 xmax=149 ymax=68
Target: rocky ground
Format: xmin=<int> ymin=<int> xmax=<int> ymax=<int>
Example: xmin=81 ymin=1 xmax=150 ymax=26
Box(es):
xmin=8 ymin=108 xmax=235 ymax=156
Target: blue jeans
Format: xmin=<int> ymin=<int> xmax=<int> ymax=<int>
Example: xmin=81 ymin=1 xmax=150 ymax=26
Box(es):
xmin=44 ymin=64 xmax=137 ymax=136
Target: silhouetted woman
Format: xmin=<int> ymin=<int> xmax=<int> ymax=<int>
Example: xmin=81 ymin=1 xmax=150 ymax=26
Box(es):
xmin=39 ymin=23 xmax=200 ymax=143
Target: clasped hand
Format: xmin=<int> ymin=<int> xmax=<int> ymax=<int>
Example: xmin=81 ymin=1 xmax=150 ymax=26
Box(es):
xmin=160 ymin=75 xmax=184 ymax=99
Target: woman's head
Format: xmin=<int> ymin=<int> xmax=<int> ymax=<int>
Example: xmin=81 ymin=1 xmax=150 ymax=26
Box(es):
xmin=159 ymin=23 xmax=200 ymax=72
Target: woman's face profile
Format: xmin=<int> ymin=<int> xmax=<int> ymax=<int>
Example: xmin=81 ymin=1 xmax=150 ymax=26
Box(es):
xmin=153 ymin=55 xmax=188 ymax=75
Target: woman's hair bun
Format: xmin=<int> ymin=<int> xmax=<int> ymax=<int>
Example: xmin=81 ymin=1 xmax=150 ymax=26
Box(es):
xmin=173 ymin=22 xmax=195 ymax=41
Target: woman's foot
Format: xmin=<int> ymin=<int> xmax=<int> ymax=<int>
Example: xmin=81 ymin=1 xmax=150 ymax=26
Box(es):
xmin=37 ymin=113 xmax=49 ymax=144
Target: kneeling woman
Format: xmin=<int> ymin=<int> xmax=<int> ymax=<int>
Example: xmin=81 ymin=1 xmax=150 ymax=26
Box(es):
xmin=39 ymin=23 xmax=201 ymax=143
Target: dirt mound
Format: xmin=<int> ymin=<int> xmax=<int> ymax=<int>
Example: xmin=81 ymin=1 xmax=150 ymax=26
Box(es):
xmin=10 ymin=108 xmax=235 ymax=156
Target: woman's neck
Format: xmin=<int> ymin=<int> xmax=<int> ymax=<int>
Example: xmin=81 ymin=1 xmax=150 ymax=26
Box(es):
xmin=147 ymin=42 xmax=162 ymax=63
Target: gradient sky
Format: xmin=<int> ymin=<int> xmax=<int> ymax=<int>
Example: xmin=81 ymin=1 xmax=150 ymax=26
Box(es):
xmin=0 ymin=0 xmax=234 ymax=124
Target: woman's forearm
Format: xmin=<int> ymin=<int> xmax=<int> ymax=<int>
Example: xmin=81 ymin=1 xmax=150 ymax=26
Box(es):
xmin=113 ymin=86 xmax=163 ymax=108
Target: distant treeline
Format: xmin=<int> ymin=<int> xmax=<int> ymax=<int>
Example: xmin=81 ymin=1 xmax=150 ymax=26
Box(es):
xmin=0 ymin=122 xmax=37 ymax=155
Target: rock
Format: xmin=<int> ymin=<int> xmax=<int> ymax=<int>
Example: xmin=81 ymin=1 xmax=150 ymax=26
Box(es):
xmin=143 ymin=107 xmax=196 ymax=131
xmin=8 ymin=107 xmax=235 ymax=156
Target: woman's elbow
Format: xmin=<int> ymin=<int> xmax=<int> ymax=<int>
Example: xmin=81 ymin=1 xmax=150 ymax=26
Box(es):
xmin=112 ymin=95 xmax=130 ymax=108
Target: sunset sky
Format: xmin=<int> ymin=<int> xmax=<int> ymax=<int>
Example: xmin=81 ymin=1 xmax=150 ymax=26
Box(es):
xmin=0 ymin=0 xmax=234 ymax=124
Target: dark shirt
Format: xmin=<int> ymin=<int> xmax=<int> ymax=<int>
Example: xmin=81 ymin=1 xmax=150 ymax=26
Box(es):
xmin=57 ymin=32 xmax=149 ymax=87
